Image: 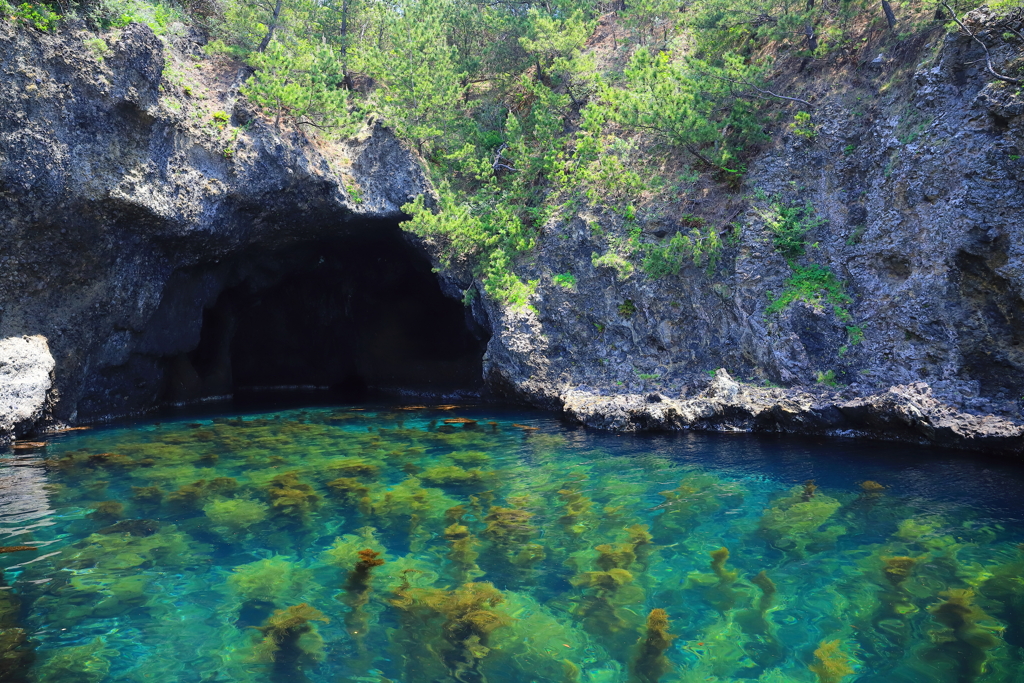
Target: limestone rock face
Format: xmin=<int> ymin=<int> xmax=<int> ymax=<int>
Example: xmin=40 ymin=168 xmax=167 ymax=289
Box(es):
xmin=0 ymin=336 xmax=55 ymax=442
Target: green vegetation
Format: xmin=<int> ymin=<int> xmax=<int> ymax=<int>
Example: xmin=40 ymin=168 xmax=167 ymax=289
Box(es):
xmin=84 ymin=37 xmax=108 ymax=59
xmin=767 ymin=264 xmax=852 ymax=321
xmin=815 ymin=369 xmax=839 ymax=387
xmin=592 ymin=251 xmax=634 ymax=281
xmin=553 ymin=272 xmax=576 ymax=289
xmin=789 ymin=111 xmax=817 ymax=140
xmin=13 ymin=1 xmax=59 ymax=30
xmin=17 ymin=0 xmax=1011 ymax=310
xmin=755 ymin=193 xmax=825 ymax=261
xmin=642 ymin=224 xmax=723 ymax=277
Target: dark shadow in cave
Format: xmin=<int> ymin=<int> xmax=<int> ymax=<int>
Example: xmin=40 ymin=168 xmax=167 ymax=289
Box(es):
xmin=166 ymin=224 xmax=488 ymax=403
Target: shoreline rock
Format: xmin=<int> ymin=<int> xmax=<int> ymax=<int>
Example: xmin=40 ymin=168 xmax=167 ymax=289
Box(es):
xmin=561 ymin=370 xmax=1024 ymax=454
xmin=0 ymin=336 xmax=56 ymax=445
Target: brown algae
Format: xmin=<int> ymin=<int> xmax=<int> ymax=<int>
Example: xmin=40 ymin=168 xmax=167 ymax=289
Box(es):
xmin=1 ymin=406 xmax=1022 ymax=682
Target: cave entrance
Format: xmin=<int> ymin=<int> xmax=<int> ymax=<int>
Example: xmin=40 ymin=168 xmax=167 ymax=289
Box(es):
xmin=167 ymin=224 xmax=488 ymax=403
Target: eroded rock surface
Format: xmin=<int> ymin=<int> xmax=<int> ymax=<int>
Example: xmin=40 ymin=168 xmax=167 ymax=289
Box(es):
xmin=0 ymin=336 xmax=55 ymax=443
xmin=466 ymin=15 xmax=1024 ymax=454
xmin=563 ymin=370 xmax=1024 ymax=454
xmin=2 ymin=16 xmax=1023 ymax=455
xmin=0 ymin=21 xmax=430 ymax=428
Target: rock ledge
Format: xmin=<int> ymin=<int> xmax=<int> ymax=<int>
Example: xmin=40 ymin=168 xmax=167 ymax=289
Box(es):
xmin=561 ymin=370 xmax=1024 ymax=454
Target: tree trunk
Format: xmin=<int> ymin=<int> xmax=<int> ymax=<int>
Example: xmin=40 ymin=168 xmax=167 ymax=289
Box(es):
xmin=881 ymin=0 xmax=897 ymax=30
xmin=257 ymin=0 xmax=284 ymax=53
xmin=340 ymin=0 xmax=353 ymax=90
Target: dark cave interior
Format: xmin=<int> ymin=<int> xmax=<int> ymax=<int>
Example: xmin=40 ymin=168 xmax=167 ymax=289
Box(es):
xmin=162 ymin=225 xmax=489 ymax=405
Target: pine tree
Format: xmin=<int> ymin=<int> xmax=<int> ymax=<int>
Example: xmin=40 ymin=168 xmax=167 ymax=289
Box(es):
xmin=244 ymin=41 xmax=357 ymax=133
xmin=354 ymin=0 xmax=464 ymax=155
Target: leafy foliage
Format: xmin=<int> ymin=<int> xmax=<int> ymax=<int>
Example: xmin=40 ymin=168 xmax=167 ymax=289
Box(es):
xmin=642 ymin=225 xmax=723 ymax=276
xmin=34 ymin=0 xmax=963 ymax=312
xmin=13 ymin=2 xmax=59 ymax=30
xmin=755 ymin=193 xmax=825 ymax=261
xmin=766 ymin=264 xmax=852 ymax=320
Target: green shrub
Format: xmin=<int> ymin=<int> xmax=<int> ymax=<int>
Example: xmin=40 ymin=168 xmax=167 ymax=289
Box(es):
xmin=14 ymin=2 xmax=60 ymax=31
xmin=766 ymin=264 xmax=852 ymax=321
xmin=789 ymin=111 xmax=817 ymax=139
xmin=600 ymin=48 xmax=766 ymax=172
xmin=846 ymin=325 xmax=864 ymax=345
xmin=642 ymin=226 xmax=723 ymax=277
xmin=815 ymin=370 xmax=839 ymax=387
xmin=553 ymin=272 xmax=576 ymax=288
xmin=592 ymin=251 xmax=634 ymax=281
xmin=84 ymin=37 xmax=109 ymax=60
xmin=243 ymin=41 xmax=359 ymax=134
xmin=83 ymin=0 xmax=183 ymax=33
xmin=755 ymin=194 xmax=825 ymax=261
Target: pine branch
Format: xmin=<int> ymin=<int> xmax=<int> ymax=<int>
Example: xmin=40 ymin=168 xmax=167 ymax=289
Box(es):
xmin=698 ymin=72 xmax=815 ymax=107
xmin=942 ymin=2 xmax=1022 ymax=85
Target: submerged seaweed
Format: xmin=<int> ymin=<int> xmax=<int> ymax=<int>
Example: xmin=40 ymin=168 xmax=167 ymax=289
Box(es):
xmin=631 ymin=608 xmax=675 ymax=683
xmin=2 ymin=405 xmax=1023 ymax=683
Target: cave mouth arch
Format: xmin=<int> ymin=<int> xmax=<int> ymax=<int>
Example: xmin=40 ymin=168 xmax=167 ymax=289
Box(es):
xmin=164 ymin=224 xmax=488 ymax=404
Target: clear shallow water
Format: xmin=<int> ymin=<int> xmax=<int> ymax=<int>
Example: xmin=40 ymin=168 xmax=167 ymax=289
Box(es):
xmin=1 ymin=404 xmax=1023 ymax=683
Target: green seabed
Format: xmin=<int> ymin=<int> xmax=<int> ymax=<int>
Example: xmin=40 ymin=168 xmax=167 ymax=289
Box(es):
xmin=1 ymin=405 xmax=1023 ymax=682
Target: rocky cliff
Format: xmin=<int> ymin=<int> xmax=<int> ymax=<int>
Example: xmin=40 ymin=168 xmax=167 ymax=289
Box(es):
xmin=0 ymin=20 xmax=432 ymax=434
xmin=2 ymin=15 xmax=1023 ymax=454
xmin=466 ymin=13 xmax=1024 ymax=454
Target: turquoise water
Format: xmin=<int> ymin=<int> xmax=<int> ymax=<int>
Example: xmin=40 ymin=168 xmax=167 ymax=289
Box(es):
xmin=1 ymin=403 xmax=1023 ymax=682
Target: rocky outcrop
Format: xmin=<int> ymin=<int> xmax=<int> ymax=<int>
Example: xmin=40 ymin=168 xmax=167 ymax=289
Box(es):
xmin=0 ymin=20 xmax=431 ymax=429
xmin=2 ymin=15 xmax=1023 ymax=455
xmin=469 ymin=14 xmax=1024 ymax=454
xmin=562 ymin=370 xmax=1024 ymax=454
xmin=0 ymin=336 xmax=55 ymax=444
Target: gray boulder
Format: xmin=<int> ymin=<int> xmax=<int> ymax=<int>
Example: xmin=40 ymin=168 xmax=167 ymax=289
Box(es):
xmin=0 ymin=335 xmax=55 ymax=443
